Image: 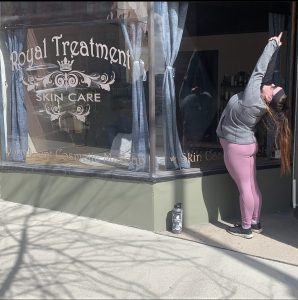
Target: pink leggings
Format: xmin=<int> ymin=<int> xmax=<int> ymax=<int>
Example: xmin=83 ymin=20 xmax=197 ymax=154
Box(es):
xmin=220 ymin=138 xmax=262 ymax=228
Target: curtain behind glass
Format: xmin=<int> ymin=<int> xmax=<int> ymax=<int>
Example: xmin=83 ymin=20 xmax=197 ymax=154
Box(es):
xmin=121 ymin=21 xmax=149 ymax=172
xmin=266 ymin=13 xmax=286 ymax=159
xmin=269 ymin=13 xmax=285 ymax=85
xmin=0 ymin=46 xmax=7 ymax=160
xmin=5 ymin=29 xmax=28 ymax=162
xmin=155 ymin=2 xmax=189 ymax=170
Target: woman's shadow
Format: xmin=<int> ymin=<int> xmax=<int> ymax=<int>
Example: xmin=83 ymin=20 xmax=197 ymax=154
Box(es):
xmin=201 ymin=169 xmax=240 ymax=229
xmin=201 ymin=167 xmax=298 ymax=249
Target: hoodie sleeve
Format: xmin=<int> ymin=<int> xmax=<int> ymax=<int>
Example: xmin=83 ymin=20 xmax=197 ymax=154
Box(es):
xmin=242 ymin=39 xmax=280 ymax=106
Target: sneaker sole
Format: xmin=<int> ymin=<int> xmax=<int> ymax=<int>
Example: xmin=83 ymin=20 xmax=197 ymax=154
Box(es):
xmin=227 ymin=230 xmax=254 ymax=239
xmin=252 ymin=228 xmax=263 ymax=234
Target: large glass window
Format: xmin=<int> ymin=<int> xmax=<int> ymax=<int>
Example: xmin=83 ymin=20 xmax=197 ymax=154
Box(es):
xmin=0 ymin=1 xmax=294 ymax=177
xmin=0 ymin=2 xmax=150 ymax=172
xmin=154 ymin=1 xmax=292 ymax=173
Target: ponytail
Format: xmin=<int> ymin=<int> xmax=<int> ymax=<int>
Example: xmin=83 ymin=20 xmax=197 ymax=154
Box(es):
xmin=276 ymin=111 xmax=292 ymax=175
xmin=264 ymin=95 xmax=292 ymax=175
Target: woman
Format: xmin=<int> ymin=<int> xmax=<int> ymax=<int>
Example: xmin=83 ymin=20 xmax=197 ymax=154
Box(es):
xmin=216 ymin=32 xmax=292 ymax=239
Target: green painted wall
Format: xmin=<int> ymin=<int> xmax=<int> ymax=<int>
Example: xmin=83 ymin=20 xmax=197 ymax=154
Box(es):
xmin=153 ymin=168 xmax=291 ymax=232
xmin=0 ymin=171 xmax=154 ymax=230
xmin=0 ymin=167 xmax=291 ymax=232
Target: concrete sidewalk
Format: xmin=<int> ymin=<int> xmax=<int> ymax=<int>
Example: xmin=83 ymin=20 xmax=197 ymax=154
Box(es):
xmin=159 ymin=211 xmax=298 ymax=267
xmin=0 ymin=199 xmax=298 ymax=299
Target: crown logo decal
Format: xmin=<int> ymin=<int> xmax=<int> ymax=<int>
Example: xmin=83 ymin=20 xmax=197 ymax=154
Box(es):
xmin=57 ymin=57 xmax=74 ymax=71
xmin=23 ymin=57 xmax=116 ymax=95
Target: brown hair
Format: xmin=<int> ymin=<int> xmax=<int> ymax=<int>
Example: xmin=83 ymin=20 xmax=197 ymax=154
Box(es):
xmin=264 ymin=95 xmax=292 ymax=175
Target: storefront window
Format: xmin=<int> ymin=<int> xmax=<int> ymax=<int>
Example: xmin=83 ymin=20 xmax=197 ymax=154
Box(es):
xmin=154 ymin=1 xmax=292 ymax=173
xmin=0 ymin=2 xmax=150 ymax=172
xmin=0 ymin=1 xmax=293 ymax=177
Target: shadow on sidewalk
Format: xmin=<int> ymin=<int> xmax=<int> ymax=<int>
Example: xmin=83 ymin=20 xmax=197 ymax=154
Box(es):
xmin=0 ymin=198 xmax=297 ymax=299
xmin=160 ymin=210 xmax=298 ymax=267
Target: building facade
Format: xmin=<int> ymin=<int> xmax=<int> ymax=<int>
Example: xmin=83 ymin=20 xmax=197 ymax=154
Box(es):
xmin=0 ymin=1 xmax=296 ymax=231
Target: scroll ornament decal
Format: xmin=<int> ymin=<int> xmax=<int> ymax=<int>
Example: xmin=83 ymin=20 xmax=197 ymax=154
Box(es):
xmin=23 ymin=57 xmax=115 ymax=122
xmin=45 ymin=104 xmax=65 ymax=121
xmin=23 ymin=57 xmax=115 ymax=91
xmin=44 ymin=104 xmax=91 ymax=123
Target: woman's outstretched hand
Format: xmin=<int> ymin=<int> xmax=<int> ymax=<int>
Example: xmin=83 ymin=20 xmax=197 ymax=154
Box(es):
xmin=269 ymin=32 xmax=283 ymax=46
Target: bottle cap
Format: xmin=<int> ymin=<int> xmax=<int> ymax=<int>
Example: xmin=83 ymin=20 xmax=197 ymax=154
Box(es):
xmin=174 ymin=203 xmax=182 ymax=209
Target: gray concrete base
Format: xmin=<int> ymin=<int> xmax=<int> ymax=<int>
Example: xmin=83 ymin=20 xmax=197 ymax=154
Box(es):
xmin=0 ymin=167 xmax=291 ymax=232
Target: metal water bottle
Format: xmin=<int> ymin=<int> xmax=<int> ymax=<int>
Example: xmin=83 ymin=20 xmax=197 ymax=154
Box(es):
xmin=172 ymin=203 xmax=183 ymax=234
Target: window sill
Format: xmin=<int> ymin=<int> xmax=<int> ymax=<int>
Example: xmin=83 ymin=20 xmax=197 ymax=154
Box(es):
xmin=153 ymin=160 xmax=281 ymax=182
xmin=0 ymin=160 xmax=281 ymax=183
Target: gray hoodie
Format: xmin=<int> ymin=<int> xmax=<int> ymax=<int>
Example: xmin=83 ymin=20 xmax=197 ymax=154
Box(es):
xmin=216 ymin=39 xmax=280 ymax=144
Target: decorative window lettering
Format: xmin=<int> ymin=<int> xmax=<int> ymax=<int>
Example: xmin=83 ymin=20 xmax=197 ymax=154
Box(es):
xmin=15 ymin=33 xmax=131 ymax=124
xmin=10 ymin=34 xmax=131 ymax=71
